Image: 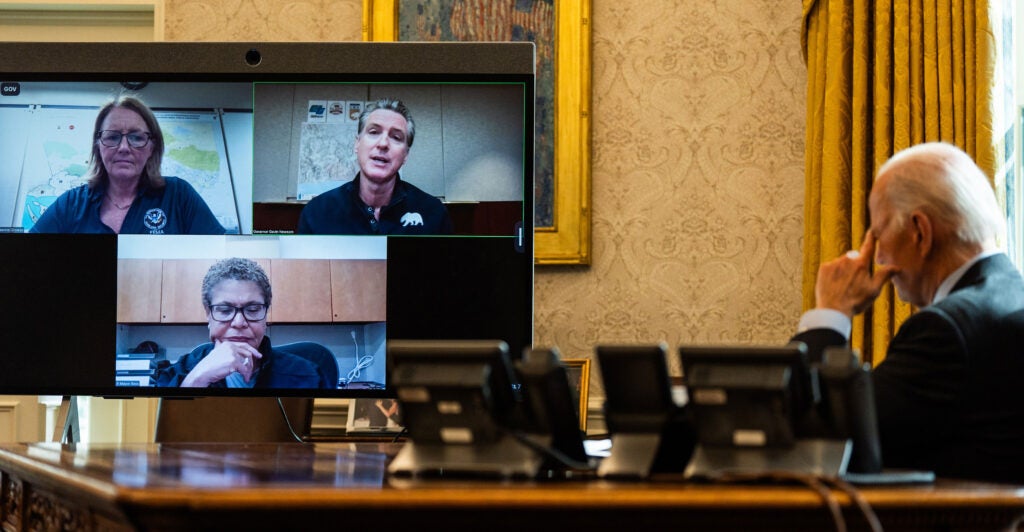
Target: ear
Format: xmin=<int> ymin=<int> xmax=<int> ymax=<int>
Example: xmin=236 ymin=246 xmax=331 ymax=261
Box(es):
xmin=909 ymin=211 xmax=933 ymax=258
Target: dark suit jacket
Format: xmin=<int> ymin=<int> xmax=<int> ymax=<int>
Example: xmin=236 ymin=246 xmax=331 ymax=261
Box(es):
xmin=154 ymin=336 xmax=329 ymax=389
xmin=794 ymin=254 xmax=1024 ymax=483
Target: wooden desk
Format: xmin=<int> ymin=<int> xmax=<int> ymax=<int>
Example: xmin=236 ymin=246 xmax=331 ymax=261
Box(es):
xmin=0 ymin=442 xmax=1022 ymax=531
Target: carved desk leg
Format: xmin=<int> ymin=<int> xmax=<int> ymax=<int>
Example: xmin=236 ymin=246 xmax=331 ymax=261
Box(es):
xmin=1 ymin=473 xmax=23 ymax=532
xmin=24 ymin=487 xmax=89 ymax=532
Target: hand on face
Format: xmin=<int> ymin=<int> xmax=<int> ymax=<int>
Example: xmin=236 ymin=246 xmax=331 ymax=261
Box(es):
xmin=814 ymin=231 xmax=899 ymax=317
xmin=180 ymin=341 xmax=264 ymax=387
xmin=182 ymin=279 xmax=269 ymax=387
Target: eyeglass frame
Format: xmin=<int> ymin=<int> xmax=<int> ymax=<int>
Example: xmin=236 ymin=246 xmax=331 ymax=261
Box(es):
xmin=96 ymin=130 xmax=153 ymax=149
xmin=207 ymin=303 xmax=269 ymax=323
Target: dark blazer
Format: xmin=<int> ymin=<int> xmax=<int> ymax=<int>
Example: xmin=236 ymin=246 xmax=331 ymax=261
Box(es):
xmin=154 ymin=336 xmax=329 ymax=389
xmin=794 ymin=254 xmax=1024 ymax=483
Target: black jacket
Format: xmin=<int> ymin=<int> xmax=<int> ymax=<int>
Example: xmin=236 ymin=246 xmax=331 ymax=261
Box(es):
xmin=794 ymin=254 xmax=1024 ymax=483
xmin=296 ymin=174 xmax=453 ymax=235
xmin=154 ymin=336 xmax=328 ymax=389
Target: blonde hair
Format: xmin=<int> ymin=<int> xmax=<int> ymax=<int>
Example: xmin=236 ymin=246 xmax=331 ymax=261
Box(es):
xmin=86 ymin=95 xmax=164 ymax=190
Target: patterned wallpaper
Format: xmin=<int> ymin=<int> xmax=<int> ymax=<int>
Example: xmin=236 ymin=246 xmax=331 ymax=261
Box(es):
xmin=164 ymin=0 xmax=362 ymax=41
xmin=163 ymin=0 xmax=807 ymax=394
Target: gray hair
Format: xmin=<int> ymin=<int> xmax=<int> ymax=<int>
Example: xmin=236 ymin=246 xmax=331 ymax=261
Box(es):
xmin=201 ymin=258 xmax=272 ymax=309
xmin=357 ymin=97 xmax=415 ymax=148
xmin=86 ymin=94 xmax=165 ymax=190
xmin=877 ymin=142 xmax=1004 ymax=248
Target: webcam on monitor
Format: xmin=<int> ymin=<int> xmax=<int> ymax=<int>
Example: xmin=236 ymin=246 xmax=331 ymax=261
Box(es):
xmin=244 ymin=48 xmax=261 ymax=66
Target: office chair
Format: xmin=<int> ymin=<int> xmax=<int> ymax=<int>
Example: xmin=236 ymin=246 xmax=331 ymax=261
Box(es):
xmin=276 ymin=341 xmax=341 ymax=389
xmin=154 ymin=396 xmax=313 ymax=443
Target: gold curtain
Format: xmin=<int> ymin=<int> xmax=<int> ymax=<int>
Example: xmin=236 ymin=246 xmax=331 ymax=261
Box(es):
xmin=801 ymin=0 xmax=999 ymax=364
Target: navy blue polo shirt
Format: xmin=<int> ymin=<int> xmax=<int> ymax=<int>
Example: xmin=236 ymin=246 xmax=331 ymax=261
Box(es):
xmin=296 ymin=174 xmax=453 ymax=235
xmin=29 ymin=176 xmax=225 ymax=234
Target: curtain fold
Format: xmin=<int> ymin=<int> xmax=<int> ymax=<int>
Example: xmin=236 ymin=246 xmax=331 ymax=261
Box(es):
xmin=801 ymin=0 xmax=1000 ymax=364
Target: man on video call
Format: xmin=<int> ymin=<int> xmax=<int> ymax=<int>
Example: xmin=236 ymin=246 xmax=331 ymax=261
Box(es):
xmin=296 ymin=98 xmax=453 ymax=235
xmin=792 ymin=142 xmax=1024 ymax=483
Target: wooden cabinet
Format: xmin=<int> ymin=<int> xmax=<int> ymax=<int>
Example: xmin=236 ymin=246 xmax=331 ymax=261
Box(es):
xmin=271 ymin=259 xmax=333 ymax=322
xmin=117 ymin=259 xmax=162 ymax=322
xmin=117 ymin=258 xmax=384 ymax=324
xmin=160 ymin=259 xmax=216 ymax=323
xmin=331 ymin=259 xmax=386 ymax=322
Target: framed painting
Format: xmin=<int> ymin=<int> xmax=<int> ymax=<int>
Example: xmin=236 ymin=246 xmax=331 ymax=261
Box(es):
xmin=363 ymin=0 xmax=592 ymax=264
xmin=562 ymin=358 xmax=591 ymax=431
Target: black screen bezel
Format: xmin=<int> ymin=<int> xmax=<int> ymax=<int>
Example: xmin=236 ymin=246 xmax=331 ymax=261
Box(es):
xmin=0 ymin=41 xmax=535 ymax=398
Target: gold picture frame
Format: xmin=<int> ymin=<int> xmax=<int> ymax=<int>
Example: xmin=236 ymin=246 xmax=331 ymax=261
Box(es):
xmin=562 ymin=358 xmax=591 ymax=432
xmin=363 ymin=0 xmax=592 ymax=264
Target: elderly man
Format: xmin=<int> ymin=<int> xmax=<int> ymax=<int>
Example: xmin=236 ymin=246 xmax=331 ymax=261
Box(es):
xmin=297 ymin=97 xmax=453 ymax=235
xmin=793 ymin=142 xmax=1024 ymax=483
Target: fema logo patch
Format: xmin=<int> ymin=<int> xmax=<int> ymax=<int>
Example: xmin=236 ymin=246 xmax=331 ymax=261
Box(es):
xmin=144 ymin=208 xmax=167 ymax=234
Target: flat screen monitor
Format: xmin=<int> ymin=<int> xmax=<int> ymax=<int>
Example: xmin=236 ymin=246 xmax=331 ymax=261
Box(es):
xmin=0 ymin=42 xmax=535 ymax=398
xmin=818 ymin=347 xmax=882 ymax=473
xmin=678 ymin=343 xmax=816 ymax=448
xmin=515 ymin=347 xmax=587 ymax=466
xmin=595 ymin=344 xmax=677 ymax=433
xmin=388 ymin=339 xmax=519 ymax=444
xmin=595 ymin=344 xmax=695 ymax=477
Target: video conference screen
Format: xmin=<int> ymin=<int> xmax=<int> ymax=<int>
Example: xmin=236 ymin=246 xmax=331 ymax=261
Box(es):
xmin=0 ymin=42 xmax=535 ymax=398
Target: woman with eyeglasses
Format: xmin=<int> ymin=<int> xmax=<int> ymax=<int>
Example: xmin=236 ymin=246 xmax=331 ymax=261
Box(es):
xmin=155 ymin=258 xmax=329 ymax=388
xmin=29 ymin=95 xmax=224 ymax=234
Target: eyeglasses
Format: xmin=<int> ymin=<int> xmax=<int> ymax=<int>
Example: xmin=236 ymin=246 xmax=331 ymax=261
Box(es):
xmin=208 ymin=304 xmax=268 ymax=323
xmin=97 ymin=130 xmax=152 ymax=148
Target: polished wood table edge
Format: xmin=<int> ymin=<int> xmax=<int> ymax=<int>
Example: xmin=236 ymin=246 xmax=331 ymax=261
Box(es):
xmin=0 ymin=442 xmax=1023 ymax=513
xmin=0 ymin=445 xmax=123 ymax=502
xmin=140 ymin=483 xmax=1024 ymax=511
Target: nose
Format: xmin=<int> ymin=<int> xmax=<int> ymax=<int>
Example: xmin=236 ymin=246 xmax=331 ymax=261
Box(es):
xmin=116 ymin=135 xmax=132 ymax=151
xmin=230 ymin=310 xmax=249 ymax=328
xmin=375 ymin=134 xmax=389 ymax=149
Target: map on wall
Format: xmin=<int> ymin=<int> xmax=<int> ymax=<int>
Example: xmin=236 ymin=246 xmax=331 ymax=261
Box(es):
xmin=17 ymin=107 xmax=94 ymax=229
xmin=13 ymin=107 xmax=240 ymax=233
xmin=156 ymin=111 xmax=239 ymax=233
xmin=296 ymin=100 xmax=361 ymax=200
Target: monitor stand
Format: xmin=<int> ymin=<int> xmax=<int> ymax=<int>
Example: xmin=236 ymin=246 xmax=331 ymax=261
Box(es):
xmin=53 ymin=396 xmax=81 ymax=444
xmin=684 ymin=438 xmax=852 ymax=479
xmin=388 ymin=435 xmax=546 ymax=478
xmin=597 ymin=433 xmax=662 ymax=478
